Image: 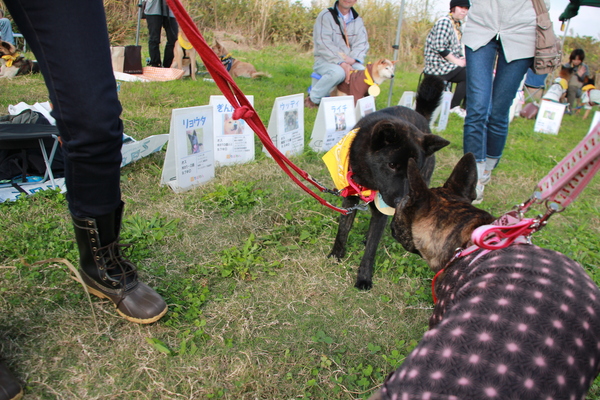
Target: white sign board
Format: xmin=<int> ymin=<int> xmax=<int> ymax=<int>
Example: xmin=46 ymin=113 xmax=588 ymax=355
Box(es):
xmin=309 ymin=95 xmax=356 ymax=152
xmin=121 ymin=134 xmax=169 ymax=168
xmin=534 ymin=100 xmax=566 ymax=135
xmin=210 ymin=95 xmax=255 ymax=166
xmin=161 ymin=106 xmax=215 ymax=193
xmin=430 ymin=90 xmax=453 ymax=132
xmin=398 ymin=91 xmax=415 ymax=109
xmin=355 ymin=95 xmax=376 ymax=121
xmin=263 ymin=94 xmax=304 ymax=158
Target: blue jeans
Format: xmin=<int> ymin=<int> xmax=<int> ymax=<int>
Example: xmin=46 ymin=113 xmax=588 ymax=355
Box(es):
xmin=463 ymin=38 xmax=532 ymax=162
xmin=4 ymin=0 xmax=123 ymax=218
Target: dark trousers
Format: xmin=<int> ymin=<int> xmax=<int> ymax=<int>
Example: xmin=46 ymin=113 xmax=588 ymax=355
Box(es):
xmin=426 ymin=66 xmax=467 ymax=109
xmin=4 ymin=0 xmax=123 ymax=218
xmin=146 ymin=15 xmax=178 ymax=68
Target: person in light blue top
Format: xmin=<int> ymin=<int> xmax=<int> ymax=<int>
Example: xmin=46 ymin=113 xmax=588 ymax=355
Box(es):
xmin=0 ymin=9 xmax=14 ymax=45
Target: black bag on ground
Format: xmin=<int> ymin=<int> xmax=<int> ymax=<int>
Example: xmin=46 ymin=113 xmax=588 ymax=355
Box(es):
xmin=123 ymin=45 xmax=143 ymax=74
xmin=0 ymin=109 xmax=65 ymax=181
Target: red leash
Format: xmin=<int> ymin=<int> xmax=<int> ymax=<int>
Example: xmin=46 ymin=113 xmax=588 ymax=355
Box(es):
xmin=165 ymin=0 xmax=354 ymax=215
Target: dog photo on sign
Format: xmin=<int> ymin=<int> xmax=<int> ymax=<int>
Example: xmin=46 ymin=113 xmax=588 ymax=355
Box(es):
xmin=222 ymin=113 xmax=244 ymax=135
xmin=284 ymin=109 xmax=298 ymax=133
xmin=334 ymin=113 xmax=346 ymax=131
xmin=186 ymin=129 xmax=203 ymax=154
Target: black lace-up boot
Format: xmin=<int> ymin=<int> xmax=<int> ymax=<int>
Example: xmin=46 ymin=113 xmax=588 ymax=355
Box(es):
xmin=71 ymin=202 xmax=167 ymax=324
xmin=0 ymin=361 xmax=22 ymax=400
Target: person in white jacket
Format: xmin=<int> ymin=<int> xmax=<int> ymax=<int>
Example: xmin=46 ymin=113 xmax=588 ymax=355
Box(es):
xmin=306 ymin=0 xmax=369 ymax=108
xmin=461 ymin=0 xmax=551 ymax=204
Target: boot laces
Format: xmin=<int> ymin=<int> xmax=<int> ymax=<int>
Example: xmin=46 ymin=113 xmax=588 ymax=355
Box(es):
xmin=94 ymin=242 xmax=138 ymax=287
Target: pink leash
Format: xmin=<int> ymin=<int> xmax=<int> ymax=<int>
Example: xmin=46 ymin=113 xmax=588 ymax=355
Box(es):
xmin=473 ymin=120 xmax=600 ymax=251
xmin=433 ymin=121 xmax=600 ymax=304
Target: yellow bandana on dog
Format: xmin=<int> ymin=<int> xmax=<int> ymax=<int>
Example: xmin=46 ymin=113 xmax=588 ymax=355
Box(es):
xmin=322 ymin=128 xmax=372 ymax=198
xmin=2 ymin=53 xmax=19 ymax=68
xmin=363 ymin=65 xmax=380 ymax=97
xmin=178 ymin=34 xmax=193 ymax=50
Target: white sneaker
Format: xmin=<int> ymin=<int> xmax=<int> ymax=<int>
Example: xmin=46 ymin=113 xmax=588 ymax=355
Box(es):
xmin=473 ymin=183 xmax=485 ymax=204
xmin=480 ymin=171 xmax=491 ymax=185
xmin=450 ymin=106 xmax=467 ymax=118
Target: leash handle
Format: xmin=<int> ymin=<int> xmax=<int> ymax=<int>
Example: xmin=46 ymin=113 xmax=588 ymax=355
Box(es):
xmin=165 ymin=0 xmax=351 ymax=215
xmin=471 ymin=218 xmax=536 ymax=250
xmin=524 ymin=121 xmax=600 ymax=212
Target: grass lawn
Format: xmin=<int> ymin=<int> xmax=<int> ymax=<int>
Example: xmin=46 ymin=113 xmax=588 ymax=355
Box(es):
xmin=1 ymin=44 xmax=599 ymax=399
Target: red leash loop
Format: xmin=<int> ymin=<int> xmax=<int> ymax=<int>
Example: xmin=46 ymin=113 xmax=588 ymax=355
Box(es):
xmin=233 ymin=106 xmax=254 ymax=120
xmin=165 ymin=0 xmax=352 ymax=215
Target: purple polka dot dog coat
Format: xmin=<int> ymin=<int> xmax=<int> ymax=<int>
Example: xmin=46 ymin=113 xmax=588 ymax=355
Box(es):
xmin=378 ymin=244 xmax=600 ymax=400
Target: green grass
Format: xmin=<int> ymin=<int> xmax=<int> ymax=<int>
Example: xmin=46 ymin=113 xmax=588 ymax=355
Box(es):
xmin=1 ymin=44 xmax=599 ymax=399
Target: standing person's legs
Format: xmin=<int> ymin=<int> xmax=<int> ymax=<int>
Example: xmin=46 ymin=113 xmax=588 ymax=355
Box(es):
xmin=162 ymin=16 xmax=178 ymax=68
xmin=146 ymin=14 xmax=163 ymax=67
xmin=4 ymin=0 xmax=167 ymax=322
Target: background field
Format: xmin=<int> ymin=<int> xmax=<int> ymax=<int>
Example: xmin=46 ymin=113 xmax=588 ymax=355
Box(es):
xmin=1 ymin=3 xmax=600 ymax=399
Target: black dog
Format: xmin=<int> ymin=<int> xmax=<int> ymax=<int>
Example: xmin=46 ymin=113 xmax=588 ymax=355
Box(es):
xmin=368 ymin=153 xmax=600 ymax=399
xmin=328 ymin=75 xmax=450 ymax=290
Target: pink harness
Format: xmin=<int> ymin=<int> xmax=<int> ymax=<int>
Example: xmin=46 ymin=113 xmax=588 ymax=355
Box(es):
xmin=433 ymin=121 xmax=600 ymax=304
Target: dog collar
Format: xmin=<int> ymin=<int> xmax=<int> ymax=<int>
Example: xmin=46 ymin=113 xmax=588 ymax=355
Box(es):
xmin=178 ymin=34 xmax=193 ymax=50
xmin=431 ymin=213 xmax=535 ymax=304
xmin=322 ymin=128 xmax=375 ymax=203
xmin=2 ymin=53 xmax=19 ymax=68
xmin=363 ymin=64 xmax=380 ymax=97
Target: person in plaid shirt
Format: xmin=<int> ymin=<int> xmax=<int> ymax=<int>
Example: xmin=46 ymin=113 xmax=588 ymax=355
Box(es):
xmin=423 ymin=0 xmax=470 ymax=118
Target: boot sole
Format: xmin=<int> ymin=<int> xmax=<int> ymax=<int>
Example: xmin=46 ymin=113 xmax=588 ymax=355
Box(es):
xmin=71 ymin=277 xmax=168 ymax=324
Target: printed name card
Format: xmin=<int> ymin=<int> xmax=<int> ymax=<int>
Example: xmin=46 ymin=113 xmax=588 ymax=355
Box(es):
xmin=161 ymin=106 xmax=215 ymax=193
xmin=264 ymin=94 xmax=304 ymax=157
xmin=398 ymin=91 xmax=415 ymax=109
xmin=309 ymin=95 xmax=356 ymax=152
xmin=210 ymin=95 xmax=255 ymax=166
xmin=355 ymin=95 xmax=376 ymax=121
xmin=534 ymin=100 xmax=566 ymax=135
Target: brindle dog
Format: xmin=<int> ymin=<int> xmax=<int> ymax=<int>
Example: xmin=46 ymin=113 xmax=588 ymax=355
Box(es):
xmin=328 ymin=75 xmax=450 ymax=290
xmin=368 ymin=153 xmax=600 ymax=399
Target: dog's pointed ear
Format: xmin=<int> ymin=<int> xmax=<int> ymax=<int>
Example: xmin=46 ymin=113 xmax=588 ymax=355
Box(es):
xmin=370 ymin=121 xmax=402 ymax=151
xmin=421 ymin=134 xmax=450 ymax=156
xmin=443 ymin=153 xmax=478 ymax=201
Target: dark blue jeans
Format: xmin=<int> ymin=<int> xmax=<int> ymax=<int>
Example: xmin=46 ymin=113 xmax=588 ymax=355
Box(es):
xmin=463 ymin=38 xmax=532 ymax=162
xmin=4 ymin=0 xmax=123 ymax=218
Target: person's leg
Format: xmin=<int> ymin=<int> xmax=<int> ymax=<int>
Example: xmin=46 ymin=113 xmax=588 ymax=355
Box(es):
xmin=445 ymin=67 xmax=467 ymax=109
xmin=485 ymin=49 xmax=532 ymax=161
xmin=162 ymin=16 xmax=178 ymax=68
xmin=463 ymin=40 xmax=498 ymax=162
xmin=146 ymin=14 xmax=162 ymax=67
xmin=4 ymin=0 xmax=167 ymax=323
xmin=0 ymin=18 xmax=15 ymax=46
xmin=566 ymin=74 xmax=583 ymax=111
xmin=309 ymin=61 xmax=346 ymax=104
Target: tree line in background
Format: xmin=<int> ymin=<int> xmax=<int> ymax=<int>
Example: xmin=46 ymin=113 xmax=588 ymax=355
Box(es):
xmin=4 ymin=0 xmax=599 ymax=72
